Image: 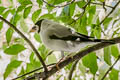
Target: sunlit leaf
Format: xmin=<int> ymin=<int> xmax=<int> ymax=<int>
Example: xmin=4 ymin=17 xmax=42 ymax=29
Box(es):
xmin=17 ymin=0 xmax=32 ymax=6
xmin=23 ymin=6 xmax=32 ymax=18
xmin=0 ymin=21 xmax=3 ymax=31
xmin=109 ymin=69 xmax=119 ymax=80
xmin=111 ymin=45 xmax=119 ymax=58
xmin=34 ymin=33 xmax=41 ymax=43
xmin=10 ymin=13 xmax=21 ymax=26
xmin=69 ymin=3 xmax=75 ymax=16
xmin=38 ymin=45 xmax=48 ymax=60
xmin=82 ymin=52 xmax=98 ymax=74
xmin=20 ymin=19 xmax=28 ymax=33
xmin=6 ymin=28 xmax=14 ymax=44
xmin=37 ymin=0 xmax=43 ymax=7
xmin=76 ymin=1 xmax=86 ymax=8
xmin=88 ymin=6 xmax=96 ymax=25
xmin=4 ymin=44 xmax=26 ymax=55
xmin=104 ymin=46 xmax=111 ymax=65
xmin=4 ymin=60 xmax=22 ymax=79
xmin=32 ymin=9 xmax=41 ymax=23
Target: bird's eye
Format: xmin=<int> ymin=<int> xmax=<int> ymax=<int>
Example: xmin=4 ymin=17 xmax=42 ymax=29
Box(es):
xmin=32 ymin=26 xmax=37 ymax=30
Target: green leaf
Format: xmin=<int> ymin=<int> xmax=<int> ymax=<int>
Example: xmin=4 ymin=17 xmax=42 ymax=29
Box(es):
xmin=30 ymin=52 xmax=34 ymax=63
xmin=93 ymin=26 xmax=101 ymax=38
xmin=3 ymin=10 xmax=10 ymax=18
xmin=0 ymin=6 xmax=6 ymax=14
xmin=34 ymin=33 xmax=41 ymax=43
xmin=17 ymin=0 xmax=32 ymax=6
xmin=103 ymin=17 xmax=112 ymax=30
xmin=23 ymin=6 xmax=32 ymax=18
xmin=82 ymin=52 xmax=98 ymax=75
xmin=20 ymin=19 xmax=28 ymax=33
xmin=76 ymin=1 xmax=86 ymax=8
xmin=47 ymin=54 xmax=57 ymax=64
xmin=17 ymin=5 xmax=25 ymax=12
xmin=32 ymin=9 xmax=41 ymax=23
xmin=39 ymin=13 xmax=55 ymax=20
xmin=4 ymin=60 xmax=22 ymax=79
xmin=111 ymin=45 xmax=119 ymax=58
xmin=6 ymin=28 xmax=14 ymax=44
xmin=109 ymin=69 xmax=119 ymax=80
xmin=37 ymin=0 xmax=43 ymax=7
xmin=104 ymin=46 xmax=111 ymax=65
xmin=38 ymin=45 xmax=48 ymax=60
xmin=69 ymin=3 xmax=75 ymax=16
xmin=4 ymin=44 xmax=26 ymax=55
xmin=10 ymin=13 xmax=21 ymax=26
xmin=78 ymin=15 xmax=88 ymax=35
xmin=0 ymin=21 xmax=3 ymax=31
xmin=18 ymin=67 xmax=25 ymax=79
xmin=88 ymin=6 xmax=96 ymax=25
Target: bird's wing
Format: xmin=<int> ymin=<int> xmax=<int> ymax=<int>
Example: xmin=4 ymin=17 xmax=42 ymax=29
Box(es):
xmin=47 ymin=24 xmax=94 ymax=42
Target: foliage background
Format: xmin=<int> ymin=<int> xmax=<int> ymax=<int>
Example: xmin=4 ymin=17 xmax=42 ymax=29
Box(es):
xmin=0 ymin=0 xmax=120 ymax=80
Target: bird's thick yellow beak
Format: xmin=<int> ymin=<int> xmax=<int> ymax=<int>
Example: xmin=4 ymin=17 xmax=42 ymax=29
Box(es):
xmin=29 ymin=29 xmax=36 ymax=33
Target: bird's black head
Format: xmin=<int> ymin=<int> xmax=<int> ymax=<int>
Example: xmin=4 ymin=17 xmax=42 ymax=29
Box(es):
xmin=30 ymin=19 xmax=44 ymax=33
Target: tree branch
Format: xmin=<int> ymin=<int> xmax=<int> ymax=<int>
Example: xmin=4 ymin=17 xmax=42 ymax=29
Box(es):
xmin=24 ymin=37 xmax=120 ymax=80
xmin=13 ymin=63 xmax=56 ymax=80
xmin=42 ymin=0 xmax=75 ymax=8
xmin=68 ymin=60 xmax=79 ymax=80
xmin=101 ymin=55 xmax=120 ymax=80
xmin=0 ymin=16 xmax=48 ymax=72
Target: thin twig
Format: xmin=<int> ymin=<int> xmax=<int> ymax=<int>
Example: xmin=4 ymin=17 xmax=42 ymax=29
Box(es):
xmin=24 ymin=37 xmax=120 ymax=80
xmin=68 ymin=60 xmax=79 ymax=80
xmin=91 ymin=2 xmax=114 ymax=8
xmin=101 ymin=55 xmax=120 ymax=80
xmin=0 ymin=16 xmax=48 ymax=72
xmin=69 ymin=0 xmax=91 ymax=25
xmin=42 ymin=0 xmax=75 ymax=8
xmin=100 ymin=1 xmax=120 ymax=25
xmin=12 ymin=63 xmax=56 ymax=80
xmin=98 ymin=0 xmax=120 ymax=36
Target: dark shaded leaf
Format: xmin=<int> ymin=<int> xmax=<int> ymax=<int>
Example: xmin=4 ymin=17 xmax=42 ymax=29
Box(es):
xmin=4 ymin=44 xmax=26 ymax=55
xmin=82 ymin=52 xmax=98 ymax=74
xmin=23 ymin=6 xmax=32 ymax=18
xmin=103 ymin=17 xmax=112 ymax=30
xmin=4 ymin=60 xmax=22 ymax=79
xmin=6 ymin=28 xmax=14 ymax=44
xmin=0 ymin=6 xmax=6 ymax=14
xmin=104 ymin=46 xmax=111 ymax=65
xmin=3 ymin=10 xmax=10 ymax=18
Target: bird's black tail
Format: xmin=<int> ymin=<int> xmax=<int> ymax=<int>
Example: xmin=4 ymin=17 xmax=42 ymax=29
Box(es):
xmin=93 ymin=39 xmax=115 ymax=44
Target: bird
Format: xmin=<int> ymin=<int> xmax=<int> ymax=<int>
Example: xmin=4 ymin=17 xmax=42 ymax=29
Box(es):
xmin=30 ymin=19 xmax=114 ymax=53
